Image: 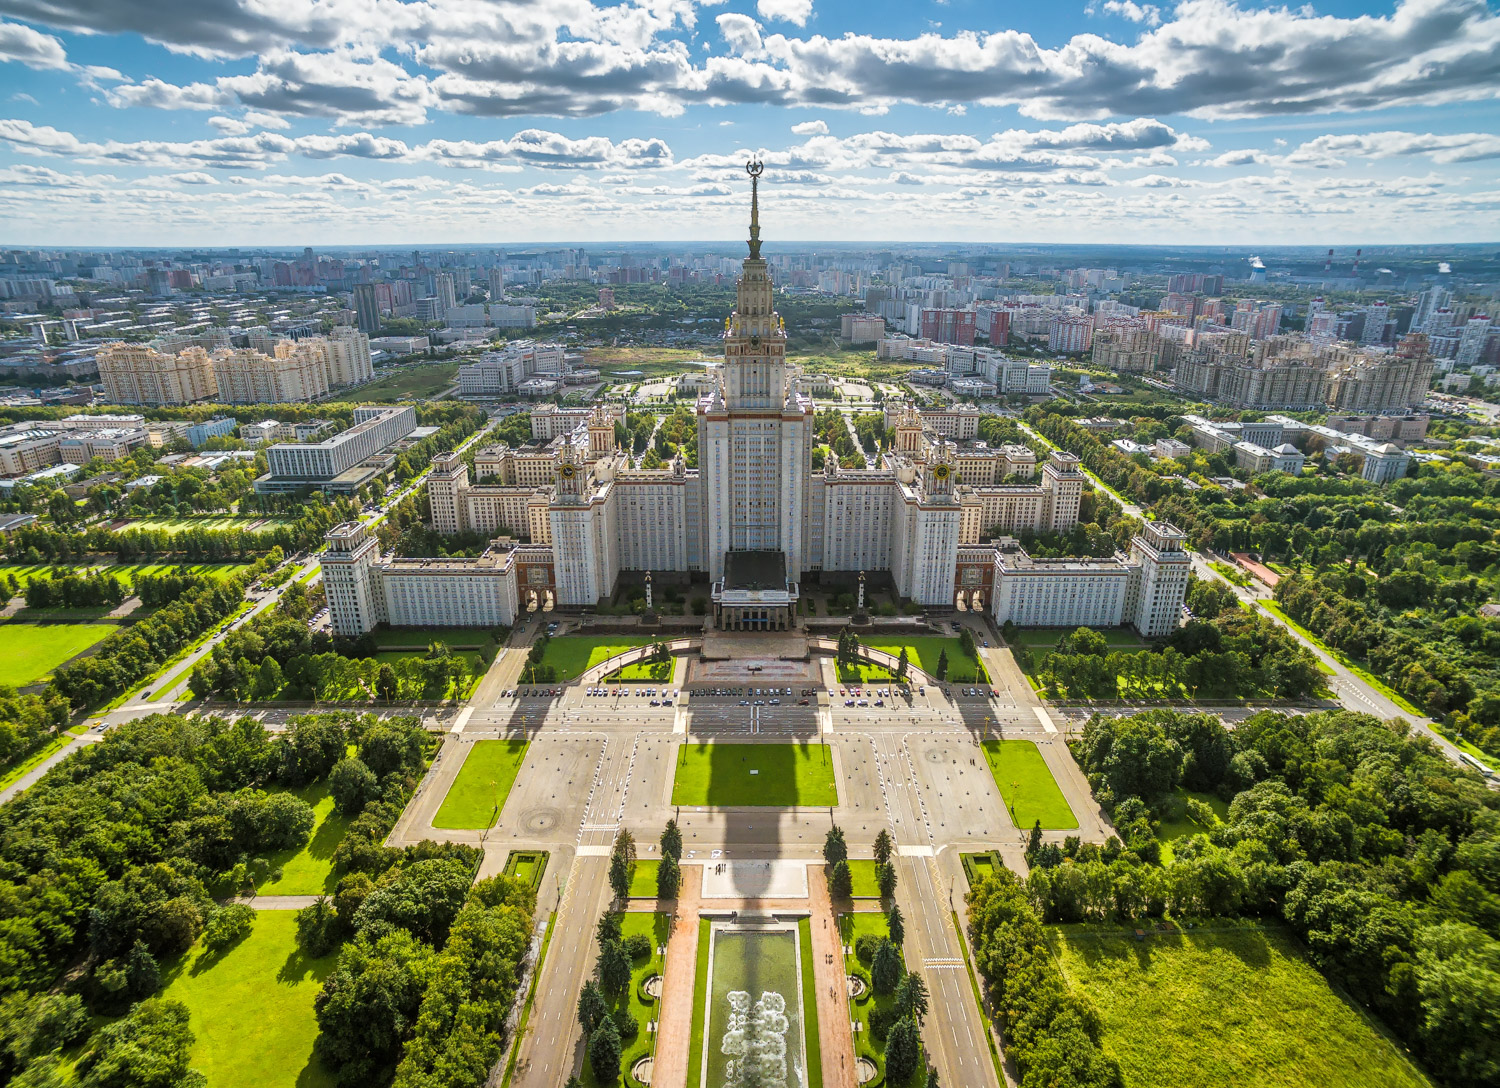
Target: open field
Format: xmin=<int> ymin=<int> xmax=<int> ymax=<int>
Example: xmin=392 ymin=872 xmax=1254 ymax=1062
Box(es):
xmin=671 ymin=742 xmax=838 ymax=807
xmin=981 ymin=739 xmax=1078 ymax=830
xmin=109 ymin=561 xmax=250 ymax=583
xmin=432 ymin=738 xmax=530 ymax=829
xmin=113 ymin=514 xmax=295 ymax=534
xmin=331 ymin=362 xmax=459 ymax=401
xmin=579 ymin=911 xmax=669 ymax=1088
xmin=1049 ymin=923 xmax=1433 ymax=1088
xmin=254 ymin=782 xmax=351 ymax=896
xmin=0 ymin=564 xmax=81 ymax=588
xmin=536 ymin=635 xmax=656 ymax=681
xmin=161 ymin=910 xmax=336 ymax=1088
xmin=0 ymin=620 xmax=116 ymax=686
xmin=585 ymin=346 xmax=715 ymax=382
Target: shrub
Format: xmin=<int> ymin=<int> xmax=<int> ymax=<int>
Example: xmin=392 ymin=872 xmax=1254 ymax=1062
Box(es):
xmin=624 ymin=932 xmax=652 ymax=961
xmin=855 ymin=933 xmax=880 ymax=964
xmin=202 ymin=903 xmax=255 ymax=953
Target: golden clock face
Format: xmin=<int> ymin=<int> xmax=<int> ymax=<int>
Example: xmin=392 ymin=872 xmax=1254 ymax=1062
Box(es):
xmin=934 ymin=464 xmax=950 ymax=480
xmin=560 ymin=464 xmax=576 ymax=479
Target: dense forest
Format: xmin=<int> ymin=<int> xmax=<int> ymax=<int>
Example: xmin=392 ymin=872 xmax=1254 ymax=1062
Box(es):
xmin=0 ymin=711 xmax=530 ymax=1088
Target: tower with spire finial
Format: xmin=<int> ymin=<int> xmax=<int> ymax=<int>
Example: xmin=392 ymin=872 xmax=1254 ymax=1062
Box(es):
xmin=697 ymin=162 xmax=815 ymax=588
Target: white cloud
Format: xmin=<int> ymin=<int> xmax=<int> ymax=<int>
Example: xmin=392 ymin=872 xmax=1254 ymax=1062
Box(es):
xmin=791 ymin=119 xmax=827 ymax=135
xmin=1099 ymin=1 xmax=1162 ymax=26
xmin=0 ymin=19 xmax=68 ymax=69
xmin=717 ymin=13 xmax=764 ymax=54
xmin=207 ymin=115 xmax=251 ymax=135
xmin=756 ymin=0 xmax=813 ymax=27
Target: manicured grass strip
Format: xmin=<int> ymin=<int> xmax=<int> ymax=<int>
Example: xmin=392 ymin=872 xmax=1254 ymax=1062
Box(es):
xmin=0 ymin=733 xmax=71 ymax=791
xmin=116 ymin=515 xmax=294 ymax=533
xmin=372 ymin=626 xmax=493 ymax=649
xmin=687 ymin=919 xmax=711 ymax=1088
xmin=432 ymin=738 xmax=530 ymax=829
xmin=161 ymin=911 xmax=336 ymax=1088
xmin=671 ymin=742 xmax=838 ymax=807
xmin=537 ymin=635 xmax=657 ymax=681
xmin=861 ymin=636 xmax=986 ymax=682
xmin=1007 ymin=627 xmax=1148 ymax=651
xmin=960 ymin=851 xmax=1002 ymax=890
xmin=1048 ymin=923 xmax=1433 ymax=1088
xmin=629 ymin=859 xmax=661 ymax=898
xmin=798 ymin=917 xmax=823 ymax=1088
xmin=981 ymin=738 xmax=1078 ymax=830
xmin=501 ymin=912 xmax=557 ymax=1088
xmin=255 ymin=782 xmax=352 ymax=896
xmin=952 ymin=910 xmax=1006 ymax=1086
xmin=846 ymin=858 xmax=881 ymax=898
xmin=0 ymin=621 xmax=116 ymax=686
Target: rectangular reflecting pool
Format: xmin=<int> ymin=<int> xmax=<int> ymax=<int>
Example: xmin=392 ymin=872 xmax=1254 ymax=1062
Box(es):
xmin=702 ymin=923 xmax=809 ymax=1088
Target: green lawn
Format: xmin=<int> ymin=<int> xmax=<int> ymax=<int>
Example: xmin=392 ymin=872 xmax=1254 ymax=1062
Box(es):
xmin=671 ymin=742 xmax=838 ymax=807
xmin=861 ymin=637 xmax=987 ymax=683
xmin=797 ymin=918 xmax=823 ymax=1088
xmin=255 ymin=783 xmax=352 ymax=896
xmin=961 ymin=851 xmax=1003 ymax=889
xmin=108 ymin=561 xmax=250 ymax=583
xmin=0 ymin=563 xmax=83 ymax=588
xmin=432 ymin=739 xmax=530 ymax=829
xmin=687 ymin=919 xmax=712 ymax=1088
xmin=535 ymin=636 xmax=656 ymax=681
xmin=629 ymin=859 xmax=662 ymax=898
xmin=331 ymin=362 xmax=459 ymax=402
xmin=1049 ymin=923 xmax=1433 ymax=1088
xmin=607 ymin=658 xmax=673 ymax=682
xmin=846 ymin=858 xmax=881 ymax=898
xmin=1156 ymin=788 xmax=1229 ymax=842
xmin=503 ymin=849 xmax=549 ymax=890
xmin=981 ymin=739 xmax=1078 ymax=830
xmin=115 ymin=515 xmax=294 ymax=534
xmin=161 ymin=911 xmax=336 ymax=1088
xmin=0 ymin=620 xmax=117 ymax=686
xmin=580 ymin=912 xmax=669 ymax=1088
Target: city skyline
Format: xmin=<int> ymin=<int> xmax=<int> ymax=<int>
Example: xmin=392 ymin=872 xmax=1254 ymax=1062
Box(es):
xmin=0 ymin=0 xmax=1498 ymax=246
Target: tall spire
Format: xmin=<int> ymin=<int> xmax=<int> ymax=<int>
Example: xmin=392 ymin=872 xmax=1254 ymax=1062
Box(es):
xmin=746 ymin=159 xmax=763 ymax=260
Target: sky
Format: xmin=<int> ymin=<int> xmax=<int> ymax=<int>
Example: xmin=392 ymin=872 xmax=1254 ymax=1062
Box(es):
xmin=0 ymin=0 xmax=1497 ymax=247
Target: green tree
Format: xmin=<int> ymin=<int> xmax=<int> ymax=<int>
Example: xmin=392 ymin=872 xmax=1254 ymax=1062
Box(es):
xmin=894 ymin=972 xmax=929 ymax=1024
xmin=897 ymin=647 xmax=909 ymax=682
xmin=598 ymin=939 xmax=632 ymax=996
xmin=828 ymin=860 xmax=853 ymax=899
xmin=874 ymin=829 xmax=895 ymax=866
xmin=375 ymin=664 xmax=398 ymax=701
xmin=587 ymin=1016 xmax=622 ymax=1082
xmin=935 ymin=649 xmax=949 ymax=681
xmin=877 ymin=862 xmax=898 ymax=900
xmin=608 ymin=850 xmax=633 ymax=900
xmin=577 ymin=980 xmax=609 ymax=1034
xmin=871 ymin=939 xmax=902 ymax=994
xmin=79 ymin=998 xmax=202 ymax=1088
xmin=329 ymin=757 xmax=379 ymax=816
xmin=824 ymin=825 xmax=848 ymax=865
xmin=886 ymin=905 xmax=905 ymax=947
xmin=657 ymin=852 xmax=682 ymax=900
xmin=202 ymin=904 xmax=254 ymax=953
xmin=884 ymin=1015 xmax=921 ymax=1084
xmin=661 ymin=818 xmax=683 ymax=861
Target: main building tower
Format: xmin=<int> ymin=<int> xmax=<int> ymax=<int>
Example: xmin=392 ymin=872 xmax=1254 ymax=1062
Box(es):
xmin=697 ymin=163 xmax=815 ymax=589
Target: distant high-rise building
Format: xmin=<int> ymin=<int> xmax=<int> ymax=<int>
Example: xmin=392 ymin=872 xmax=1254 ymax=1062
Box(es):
xmin=1456 ymin=316 xmax=1493 ymax=367
xmin=488 ymin=267 xmax=504 ymax=299
xmin=1412 ymin=286 xmax=1451 ymax=331
xmin=920 ymin=308 xmax=976 ymax=346
xmin=352 ymin=283 xmax=380 ymax=334
xmin=435 ymin=272 xmax=457 ymax=315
